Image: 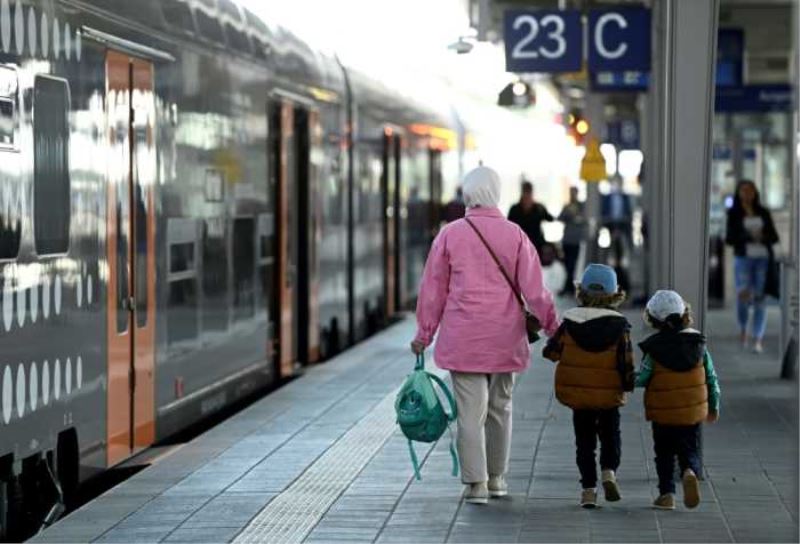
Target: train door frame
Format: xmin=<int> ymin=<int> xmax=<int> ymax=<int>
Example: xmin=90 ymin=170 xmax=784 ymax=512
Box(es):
xmin=269 ymin=96 xmax=319 ymax=377
xmin=381 ymin=129 xmax=403 ymax=318
xmin=105 ymin=50 xmax=157 ymax=467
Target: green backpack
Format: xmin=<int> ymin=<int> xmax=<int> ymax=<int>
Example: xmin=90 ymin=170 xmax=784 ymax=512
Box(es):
xmin=395 ymin=354 xmax=459 ymax=480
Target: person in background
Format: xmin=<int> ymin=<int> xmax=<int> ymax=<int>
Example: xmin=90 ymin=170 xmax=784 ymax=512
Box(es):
xmin=601 ymin=178 xmax=633 ymax=254
xmin=411 ymin=166 xmax=559 ymax=505
xmin=725 ymin=180 xmax=779 ymax=353
xmin=442 ymin=186 xmax=466 ymax=223
xmin=558 ymin=187 xmax=586 ymax=295
xmin=636 ymin=290 xmax=721 ymax=511
xmin=543 ymin=264 xmax=634 ymax=509
xmin=508 ymin=180 xmax=553 ymax=253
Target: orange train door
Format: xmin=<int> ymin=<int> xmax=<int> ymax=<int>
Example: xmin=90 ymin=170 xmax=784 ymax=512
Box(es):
xmin=274 ymin=102 xmax=295 ymax=378
xmin=106 ymin=51 xmax=157 ymax=467
xmin=382 ymin=132 xmax=397 ymax=317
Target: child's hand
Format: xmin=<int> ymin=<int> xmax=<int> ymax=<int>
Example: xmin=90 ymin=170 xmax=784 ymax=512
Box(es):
xmin=706 ymin=411 xmax=719 ymax=423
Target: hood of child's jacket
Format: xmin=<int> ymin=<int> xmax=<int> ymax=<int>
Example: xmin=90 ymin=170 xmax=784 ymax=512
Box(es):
xmin=639 ymin=329 xmax=706 ymax=371
xmin=562 ymin=308 xmax=630 ymax=352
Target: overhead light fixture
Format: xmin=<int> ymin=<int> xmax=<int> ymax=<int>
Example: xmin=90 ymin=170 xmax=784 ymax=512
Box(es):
xmin=512 ymin=82 xmax=527 ymax=96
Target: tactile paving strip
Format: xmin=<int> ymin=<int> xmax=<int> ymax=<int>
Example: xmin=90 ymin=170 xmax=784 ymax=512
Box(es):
xmin=233 ymin=388 xmax=401 ymax=543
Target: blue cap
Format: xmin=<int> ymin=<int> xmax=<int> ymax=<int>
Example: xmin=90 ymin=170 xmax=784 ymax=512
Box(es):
xmin=580 ymin=264 xmax=618 ymax=295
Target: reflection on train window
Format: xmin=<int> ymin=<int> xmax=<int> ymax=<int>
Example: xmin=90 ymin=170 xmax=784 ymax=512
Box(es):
xmin=202 ymin=218 xmax=228 ymax=333
xmin=162 ymin=0 xmax=195 ymax=34
xmin=134 ymin=184 xmax=149 ymax=328
xmin=170 ymin=242 xmax=195 ymax=274
xmin=33 ymin=76 xmax=71 ymax=255
xmin=225 ymin=23 xmax=252 ymax=55
xmin=168 ymin=279 xmax=198 ymax=350
xmin=0 ymin=99 xmax=13 ymax=146
xmin=233 ymin=218 xmax=255 ymax=321
xmin=195 ymin=9 xmax=224 ymax=43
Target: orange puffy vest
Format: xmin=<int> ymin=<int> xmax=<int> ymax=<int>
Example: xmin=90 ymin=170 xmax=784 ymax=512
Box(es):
xmin=644 ymin=360 xmax=708 ymax=426
xmin=554 ymin=331 xmax=626 ymax=410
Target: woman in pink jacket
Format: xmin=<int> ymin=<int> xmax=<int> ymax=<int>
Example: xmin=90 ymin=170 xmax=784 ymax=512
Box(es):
xmin=411 ymin=166 xmax=559 ymax=504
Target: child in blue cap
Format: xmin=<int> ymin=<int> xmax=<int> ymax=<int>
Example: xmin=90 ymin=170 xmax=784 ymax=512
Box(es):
xmin=544 ymin=264 xmax=634 ymax=508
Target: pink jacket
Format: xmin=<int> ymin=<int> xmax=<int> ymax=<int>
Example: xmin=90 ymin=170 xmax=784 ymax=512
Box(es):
xmin=414 ymin=206 xmax=559 ymax=373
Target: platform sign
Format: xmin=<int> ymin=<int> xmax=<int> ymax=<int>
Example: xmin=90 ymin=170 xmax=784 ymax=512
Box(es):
xmin=715 ymin=84 xmax=792 ymax=112
xmin=591 ymin=70 xmax=649 ymax=92
xmin=503 ymin=10 xmax=582 ymax=73
xmin=580 ymin=138 xmax=607 ymax=182
xmin=605 ymin=120 xmax=640 ymax=150
xmin=588 ymin=8 xmax=651 ymax=72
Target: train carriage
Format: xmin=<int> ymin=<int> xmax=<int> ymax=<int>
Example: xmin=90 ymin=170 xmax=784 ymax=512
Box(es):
xmin=0 ymin=0 xmax=459 ymax=537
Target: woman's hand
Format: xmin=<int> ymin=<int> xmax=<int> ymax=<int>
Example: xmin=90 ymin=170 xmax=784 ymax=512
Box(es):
xmin=410 ymin=340 xmax=426 ymax=355
xmin=706 ymin=411 xmax=719 ymax=423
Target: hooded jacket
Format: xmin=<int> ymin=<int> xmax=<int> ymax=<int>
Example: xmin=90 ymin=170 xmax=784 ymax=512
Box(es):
xmin=638 ymin=329 xmax=709 ymax=426
xmin=543 ymin=307 xmax=634 ymax=410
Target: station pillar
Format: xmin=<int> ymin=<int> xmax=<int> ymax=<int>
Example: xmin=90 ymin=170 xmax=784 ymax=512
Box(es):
xmin=647 ymin=0 xmax=720 ymax=331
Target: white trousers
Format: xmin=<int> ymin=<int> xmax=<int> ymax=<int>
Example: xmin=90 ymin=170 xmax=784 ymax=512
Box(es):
xmin=451 ymin=372 xmax=515 ymax=484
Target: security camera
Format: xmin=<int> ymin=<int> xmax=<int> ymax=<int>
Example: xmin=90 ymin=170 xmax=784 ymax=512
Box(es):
xmin=448 ymin=38 xmax=474 ymax=55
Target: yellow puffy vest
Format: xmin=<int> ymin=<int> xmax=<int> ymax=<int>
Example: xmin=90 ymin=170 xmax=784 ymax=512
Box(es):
xmin=644 ymin=360 xmax=708 ymax=426
xmin=554 ymin=331 xmax=625 ymax=410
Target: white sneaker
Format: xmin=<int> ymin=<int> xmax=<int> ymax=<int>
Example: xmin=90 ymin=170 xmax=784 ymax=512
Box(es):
xmin=464 ymin=482 xmax=489 ymax=504
xmin=753 ymin=341 xmax=764 ymax=354
xmin=488 ymin=475 xmax=508 ymax=497
xmin=601 ymin=469 xmax=621 ymax=502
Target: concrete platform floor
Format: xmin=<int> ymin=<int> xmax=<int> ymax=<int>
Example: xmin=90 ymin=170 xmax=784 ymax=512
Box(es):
xmin=33 ymin=306 xmax=798 ymax=543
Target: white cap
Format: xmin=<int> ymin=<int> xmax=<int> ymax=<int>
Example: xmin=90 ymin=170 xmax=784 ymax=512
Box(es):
xmin=462 ymin=166 xmax=501 ymax=208
xmin=646 ymin=290 xmax=686 ymax=321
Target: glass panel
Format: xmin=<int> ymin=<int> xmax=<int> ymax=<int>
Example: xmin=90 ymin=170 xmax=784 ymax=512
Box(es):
xmin=170 ymin=242 xmax=195 ymax=273
xmin=0 ymin=99 xmax=13 ymax=146
xmin=168 ymin=279 xmax=198 ymax=347
xmin=202 ymin=218 xmax=228 ymax=332
xmin=196 ymin=10 xmax=224 ymax=43
xmin=162 ymin=0 xmax=195 ymax=34
xmin=225 ymin=23 xmax=252 ymax=54
xmin=233 ymin=218 xmax=255 ymax=321
xmin=33 ymin=77 xmax=71 ymax=255
xmin=218 ymin=0 xmax=242 ymax=22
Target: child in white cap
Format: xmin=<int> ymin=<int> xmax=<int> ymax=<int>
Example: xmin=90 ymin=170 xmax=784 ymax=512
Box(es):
xmin=636 ymin=290 xmax=721 ymax=511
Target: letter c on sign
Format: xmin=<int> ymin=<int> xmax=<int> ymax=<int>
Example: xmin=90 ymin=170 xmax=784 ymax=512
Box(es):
xmin=595 ymin=12 xmax=628 ymax=60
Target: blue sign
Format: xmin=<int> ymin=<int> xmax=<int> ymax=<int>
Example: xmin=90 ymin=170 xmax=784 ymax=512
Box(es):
xmin=715 ymin=84 xmax=792 ymax=112
xmin=588 ymin=8 xmax=651 ymax=72
xmin=716 ymin=29 xmax=744 ymax=87
xmin=605 ymin=120 xmax=640 ymax=150
xmin=503 ymin=10 xmax=582 ymax=73
xmin=591 ymin=71 xmax=649 ymax=92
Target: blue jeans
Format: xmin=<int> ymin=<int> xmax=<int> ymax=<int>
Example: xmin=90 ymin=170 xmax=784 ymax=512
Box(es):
xmin=734 ymin=256 xmax=769 ymax=340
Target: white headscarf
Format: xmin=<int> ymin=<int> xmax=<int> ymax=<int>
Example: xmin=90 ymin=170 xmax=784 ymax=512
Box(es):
xmin=462 ymin=166 xmax=501 ymax=208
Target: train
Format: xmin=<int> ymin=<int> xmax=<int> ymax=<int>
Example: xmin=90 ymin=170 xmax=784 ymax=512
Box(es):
xmin=0 ymin=0 xmax=569 ymax=537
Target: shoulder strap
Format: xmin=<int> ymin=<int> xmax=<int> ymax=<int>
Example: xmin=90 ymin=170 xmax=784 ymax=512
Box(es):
xmin=427 ymin=373 xmax=458 ymax=421
xmin=464 ymin=217 xmax=525 ymax=310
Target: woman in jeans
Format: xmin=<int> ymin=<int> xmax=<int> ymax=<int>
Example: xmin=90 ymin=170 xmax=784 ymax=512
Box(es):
xmin=725 ymin=180 xmax=779 ymax=353
xmin=410 ymin=166 xmax=559 ymax=504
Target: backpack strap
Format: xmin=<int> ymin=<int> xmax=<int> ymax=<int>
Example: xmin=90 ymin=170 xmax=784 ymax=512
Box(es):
xmin=407 ymin=439 xmax=422 ymax=481
xmin=427 ymin=373 xmax=458 ymax=421
xmin=427 ymin=372 xmax=460 ymax=478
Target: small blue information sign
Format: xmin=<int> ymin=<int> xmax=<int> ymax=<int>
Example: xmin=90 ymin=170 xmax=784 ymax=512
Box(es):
xmin=503 ymin=10 xmax=582 ymax=73
xmin=587 ymin=8 xmax=651 ymax=72
xmin=591 ymin=71 xmax=649 ymax=92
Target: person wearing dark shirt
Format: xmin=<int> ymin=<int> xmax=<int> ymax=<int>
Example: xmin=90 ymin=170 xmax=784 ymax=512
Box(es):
xmin=508 ymin=181 xmax=553 ymax=252
xmin=443 ymin=187 xmax=466 ymax=223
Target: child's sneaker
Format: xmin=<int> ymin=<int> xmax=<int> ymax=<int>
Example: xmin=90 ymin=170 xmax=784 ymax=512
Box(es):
xmin=464 ymin=482 xmax=489 ymax=505
xmin=652 ymin=493 xmax=676 ymax=510
xmin=488 ymin=475 xmax=508 ymax=497
xmin=682 ymin=469 xmax=700 ymax=508
xmin=601 ymin=469 xmax=621 ymax=502
xmin=580 ymin=488 xmax=597 ymax=509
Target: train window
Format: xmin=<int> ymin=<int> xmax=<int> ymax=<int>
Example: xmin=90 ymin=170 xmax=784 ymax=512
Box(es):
xmin=202 ymin=217 xmax=228 ymax=333
xmin=33 ymin=76 xmax=70 ymax=256
xmin=195 ymin=9 xmax=224 ymax=44
xmin=218 ymin=0 xmax=243 ymax=23
xmin=233 ymin=218 xmax=255 ymax=321
xmin=170 ymin=242 xmax=195 ymax=274
xmin=224 ymin=23 xmax=252 ymax=55
xmin=162 ymin=0 xmax=196 ymax=35
xmin=0 ymin=99 xmax=12 ymax=146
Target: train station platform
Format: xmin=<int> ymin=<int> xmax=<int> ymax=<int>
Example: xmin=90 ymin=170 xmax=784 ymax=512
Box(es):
xmin=33 ymin=307 xmax=798 ymax=544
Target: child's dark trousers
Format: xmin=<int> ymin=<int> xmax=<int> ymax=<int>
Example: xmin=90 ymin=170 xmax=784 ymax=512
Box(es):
xmin=652 ymin=422 xmax=702 ymax=494
xmin=573 ymin=408 xmax=621 ymax=489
